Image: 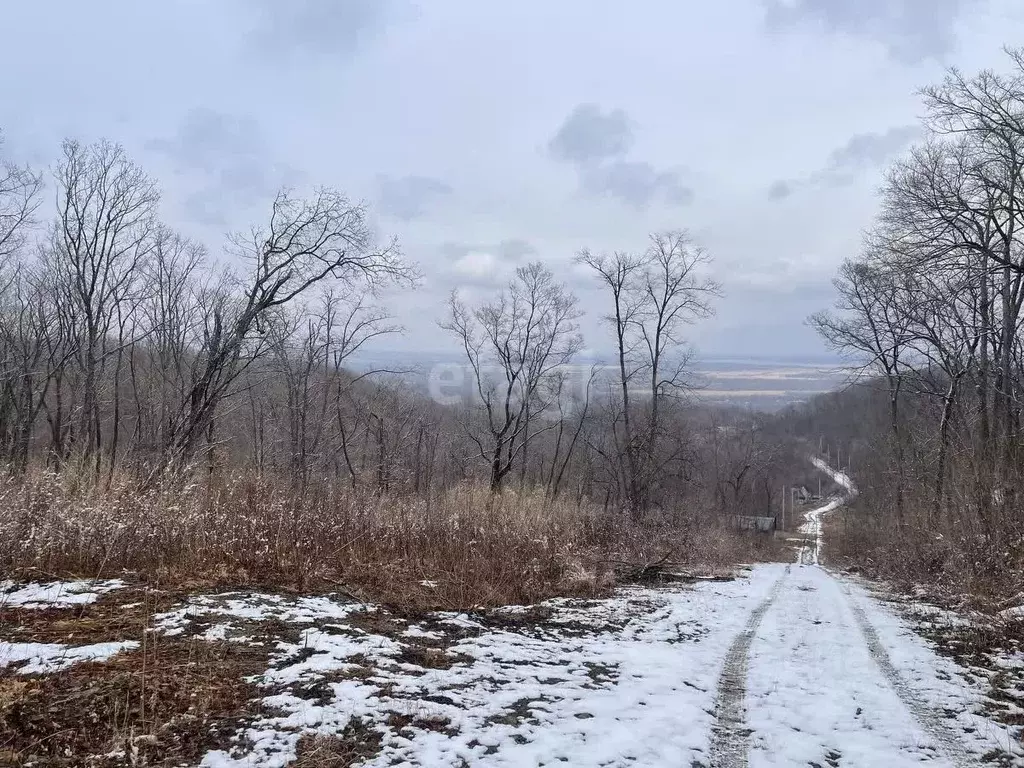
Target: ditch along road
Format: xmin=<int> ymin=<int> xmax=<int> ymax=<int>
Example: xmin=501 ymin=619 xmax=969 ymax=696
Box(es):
xmin=706 ymin=461 xmax=1004 ymax=768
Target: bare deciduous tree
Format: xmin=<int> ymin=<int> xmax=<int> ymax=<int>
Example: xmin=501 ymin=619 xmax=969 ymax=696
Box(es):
xmin=0 ymin=132 xmax=42 ymax=261
xmin=443 ymin=262 xmax=582 ymax=492
xmin=150 ymin=188 xmax=411 ymax=483
xmin=579 ymin=230 xmax=721 ymax=515
xmin=48 ymin=139 xmax=158 ymax=474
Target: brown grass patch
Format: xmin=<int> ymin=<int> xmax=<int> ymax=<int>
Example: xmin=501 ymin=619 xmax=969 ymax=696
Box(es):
xmin=0 ymin=470 xmax=758 ymax=611
xmin=821 ymin=496 xmax=1024 ymax=609
xmin=292 ymin=722 xmax=383 ymax=767
xmin=0 ymin=634 xmax=268 ymax=766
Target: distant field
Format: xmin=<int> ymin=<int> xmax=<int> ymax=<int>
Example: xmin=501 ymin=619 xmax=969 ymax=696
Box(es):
xmin=350 ymin=351 xmax=845 ymax=412
xmin=692 ymin=358 xmax=845 ymax=411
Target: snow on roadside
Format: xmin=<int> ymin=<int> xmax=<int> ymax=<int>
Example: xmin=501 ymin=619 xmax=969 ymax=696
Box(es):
xmin=748 ymin=566 xmax=954 ymax=767
xmin=844 ymin=577 xmax=1024 ymax=763
xmin=156 ymin=568 xmax=780 ymax=767
xmin=0 ymin=640 xmax=139 ymax=674
xmin=0 ymin=578 xmax=126 ymax=608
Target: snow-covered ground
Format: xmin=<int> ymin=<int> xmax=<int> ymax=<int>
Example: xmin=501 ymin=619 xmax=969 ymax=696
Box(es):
xmin=125 ymin=563 xmax=1022 ymax=767
xmin=154 ymin=575 xmax=784 ymax=767
xmin=1 ymin=465 xmax=1020 ymax=765
xmin=0 ymin=578 xmax=138 ymax=674
xmin=0 ymin=578 xmax=126 ymax=608
xmin=1 ymin=566 xmax=1020 ymax=765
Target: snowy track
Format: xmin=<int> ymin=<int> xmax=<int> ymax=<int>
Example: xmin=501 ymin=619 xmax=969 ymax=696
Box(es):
xmin=730 ymin=460 xmax=1014 ymax=767
xmin=742 ymin=565 xmax=1001 ymax=767
xmin=3 ymin=564 xmax=1019 ymax=765
xmin=709 ymin=566 xmax=791 ymax=768
xmin=797 ymin=457 xmax=855 ymax=566
xmin=842 ymin=582 xmax=975 ymax=767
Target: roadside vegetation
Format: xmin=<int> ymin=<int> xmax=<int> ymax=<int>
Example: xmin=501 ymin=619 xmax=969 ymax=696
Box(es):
xmin=788 ymin=50 xmax=1024 ymax=611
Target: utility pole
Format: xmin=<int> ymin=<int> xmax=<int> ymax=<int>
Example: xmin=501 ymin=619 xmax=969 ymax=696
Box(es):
xmin=781 ymin=484 xmax=786 ymax=531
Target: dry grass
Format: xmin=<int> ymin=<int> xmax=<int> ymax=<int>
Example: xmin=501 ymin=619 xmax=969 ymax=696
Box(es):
xmin=0 ymin=633 xmax=268 ymax=766
xmin=822 ymin=503 xmax=1024 ymax=609
xmin=0 ymin=469 xmax=773 ymax=765
xmin=0 ymin=469 xmax=763 ymax=610
xmin=292 ymin=727 xmax=382 ymax=767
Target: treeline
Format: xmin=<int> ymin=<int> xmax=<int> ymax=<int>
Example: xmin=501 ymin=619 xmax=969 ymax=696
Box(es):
xmin=804 ymin=50 xmax=1024 ymax=599
xmin=0 ymin=132 xmax=803 ymax=541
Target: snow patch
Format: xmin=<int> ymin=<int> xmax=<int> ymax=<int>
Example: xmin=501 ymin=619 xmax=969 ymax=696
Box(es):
xmin=0 ymin=579 xmax=126 ymax=608
xmin=154 ymin=592 xmax=368 ymax=637
xmin=0 ymin=640 xmax=138 ymax=674
xmin=161 ymin=571 xmax=782 ymax=767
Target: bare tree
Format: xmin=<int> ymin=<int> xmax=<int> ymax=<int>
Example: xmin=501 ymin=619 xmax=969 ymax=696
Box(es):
xmin=0 ymin=132 xmax=43 ymax=261
xmin=811 ymin=255 xmax=915 ymax=518
xmin=543 ymin=365 xmax=597 ymax=500
xmin=0 ymin=263 xmax=63 ymax=471
xmin=918 ymin=52 xmax=1024 ymax=484
xmin=442 ymin=262 xmax=582 ymax=492
xmin=576 ymin=249 xmax=646 ymax=510
xmin=578 ymin=230 xmax=720 ymax=515
xmin=46 ymin=139 xmax=158 ymax=475
xmin=269 ymin=290 xmax=400 ymax=489
xmin=637 ymin=232 xmax=721 ymax=443
xmin=149 ymin=187 xmax=410 ymax=484
xmin=132 ymin=227 xmax=207 ymax=458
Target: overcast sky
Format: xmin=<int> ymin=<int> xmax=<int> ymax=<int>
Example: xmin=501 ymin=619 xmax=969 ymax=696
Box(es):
xmin=2 ymin=0 xmax=1023 ymax=361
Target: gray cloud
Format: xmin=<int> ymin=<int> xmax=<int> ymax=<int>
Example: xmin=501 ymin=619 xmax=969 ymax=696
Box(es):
xmin=823 ymin=125 xmax=922 ymax=173
xmin=548 ymin=104 xmax=633 ymax=165
xmin=440 ymin=239 xmax=535 ymax=265
xmin=146 ymin=108 xmax=300 ymax=227
xmin=763 ymin=0 xmax=980 ymax=63
xmin=494 ymin=238 xmax=537 ymax=262
xmin=582 ymin=161 xmax=694 ymax=210
xmin=378 ymin=175 xmax=453 ymax=221
xmin=147 ymin=108 xmax=262 ymax=172
xmin=6 ymin=0 xmax=1019 ymax=360
xmin=243 ymin=0 xmax=403 ymax=61
xmin=767 ymin=179 xmax=795 ymax=200
xmin=769 ymin=125 xmax=920 ymax=198
xmin=549 ymin=105 xmax=692 ymax=209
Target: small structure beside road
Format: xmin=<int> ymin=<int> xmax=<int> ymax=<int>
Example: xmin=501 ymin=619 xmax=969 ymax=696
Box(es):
xmin=731 ymin=515 xmax=777 ymax=533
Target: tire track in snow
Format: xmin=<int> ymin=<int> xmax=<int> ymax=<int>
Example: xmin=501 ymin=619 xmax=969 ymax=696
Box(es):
xmin=806 ymin=455 xmax=973 ymax=765
xmin=842 ymin=582 xmax=976 ymax=768
xmin=706 ymin=566 xmax=790 ymax=768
